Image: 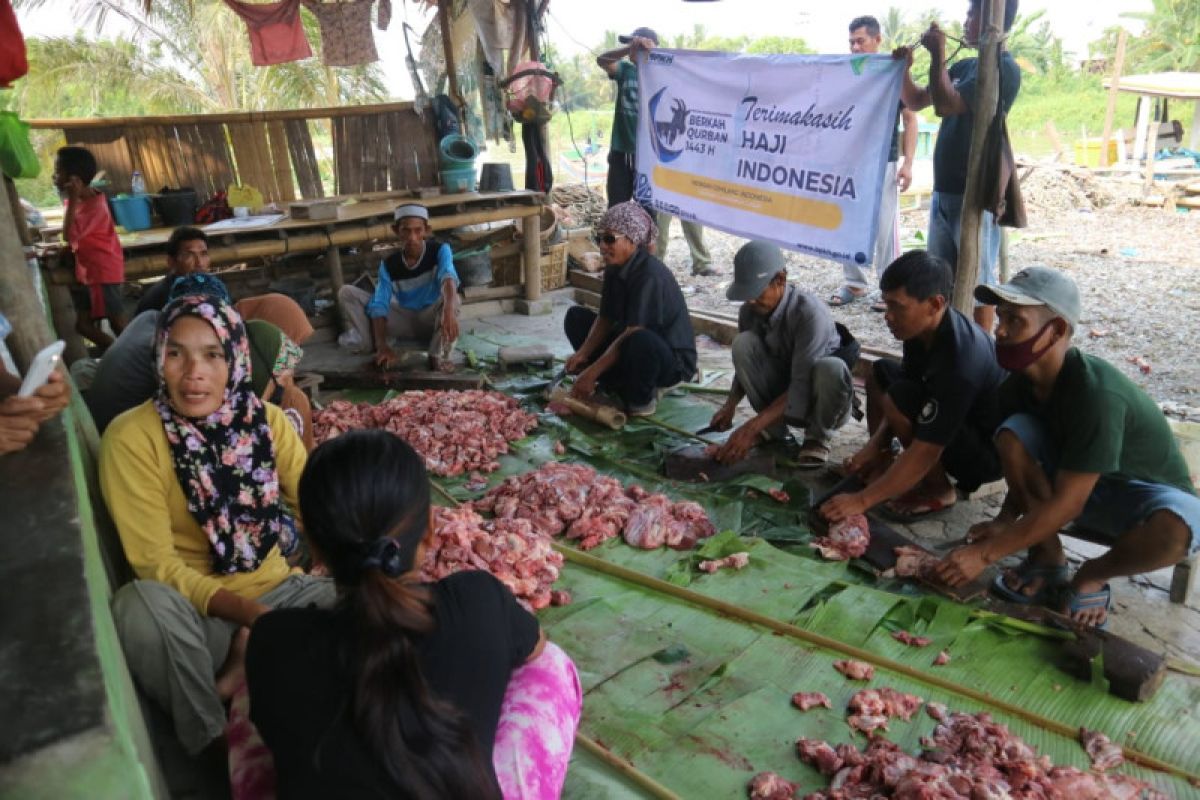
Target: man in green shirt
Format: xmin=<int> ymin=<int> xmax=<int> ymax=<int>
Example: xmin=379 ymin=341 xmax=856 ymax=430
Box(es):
xmin=936 ymin=267 xmax=1199 ymax=627
xmin=597 ymin=27 xmax=656 ymax=207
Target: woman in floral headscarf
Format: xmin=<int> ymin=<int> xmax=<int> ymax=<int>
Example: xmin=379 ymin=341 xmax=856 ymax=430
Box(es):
xmin=561 ymin=201 xmax=697 ymax=417
xmin=99 ymin=293 xmax=333 ymax=758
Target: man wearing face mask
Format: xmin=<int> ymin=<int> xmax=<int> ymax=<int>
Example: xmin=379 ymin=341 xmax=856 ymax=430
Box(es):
xmin=935 ymin=267 xmax=1200 ymax=628
xmin=821 ymin=250 xmax=1005 ymax=523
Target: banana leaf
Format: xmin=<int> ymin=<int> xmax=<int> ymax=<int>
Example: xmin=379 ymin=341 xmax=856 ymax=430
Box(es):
xmin=544 ymin=543 xmax=1200 ymax=798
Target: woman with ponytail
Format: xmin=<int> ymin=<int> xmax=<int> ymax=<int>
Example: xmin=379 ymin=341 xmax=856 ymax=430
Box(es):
xmin=245 ymin=429 xmax=579 ymax=799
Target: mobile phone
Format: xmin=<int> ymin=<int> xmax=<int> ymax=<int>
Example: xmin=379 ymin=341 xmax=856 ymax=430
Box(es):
xmin=17 ymin=340 xmax=65 ymax=398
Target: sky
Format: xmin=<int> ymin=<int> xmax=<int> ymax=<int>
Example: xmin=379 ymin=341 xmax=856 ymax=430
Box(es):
xmin=16 ymin=0 xmax=1151 ymax=102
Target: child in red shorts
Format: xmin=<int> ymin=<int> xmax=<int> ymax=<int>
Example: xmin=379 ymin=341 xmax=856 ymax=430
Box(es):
xmin=54 ymin=146 xmax=127 ymax=352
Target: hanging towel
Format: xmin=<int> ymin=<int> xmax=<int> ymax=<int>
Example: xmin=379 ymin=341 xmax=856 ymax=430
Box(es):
xmin=300 ymin=0 xmax=378 ymax=67
xmin=222 ymin=0 xmax=312 ymax=67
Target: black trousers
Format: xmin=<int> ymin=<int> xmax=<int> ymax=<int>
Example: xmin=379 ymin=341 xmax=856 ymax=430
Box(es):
xmin=564 ymin=306 xmax=685 ymax=407
xmin=873 ymin=359 xmax=1001 ymax=493
xmin=606 ymin=151 xmax=636 ymax=207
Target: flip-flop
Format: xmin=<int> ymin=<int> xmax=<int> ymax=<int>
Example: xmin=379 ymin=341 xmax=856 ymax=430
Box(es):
xmin=827 ymin=286 xmax=864 ymax=307
xmin=880 ymin=489 xmax=956 ymax=522
xmin=989 ymin=560 xmax=1069 ymax=605
xmin=796 ymin=440 xmax=830 ymax=469
xmin=1060 ymin=584 xmax=1112 ymax=629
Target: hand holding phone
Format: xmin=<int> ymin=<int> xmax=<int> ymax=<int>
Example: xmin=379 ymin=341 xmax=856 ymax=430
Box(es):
xmin=18 ymin=341 xmax=66 ymax=398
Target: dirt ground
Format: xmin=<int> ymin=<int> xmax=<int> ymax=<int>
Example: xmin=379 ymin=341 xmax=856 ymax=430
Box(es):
xmin=641 ymin=167 xmax=1200 ymax=412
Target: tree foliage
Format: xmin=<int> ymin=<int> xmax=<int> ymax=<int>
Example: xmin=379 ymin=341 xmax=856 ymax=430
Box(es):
xmin=1120 ymin=0 xmax=1200 ymax=73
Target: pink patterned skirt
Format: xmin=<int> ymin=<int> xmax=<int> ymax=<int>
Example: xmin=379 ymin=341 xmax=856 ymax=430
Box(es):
xmin=227 ymin=642 xmax=582 ymax=800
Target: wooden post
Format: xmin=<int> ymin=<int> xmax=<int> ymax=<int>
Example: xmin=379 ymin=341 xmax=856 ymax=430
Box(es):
xmin=437 ymin=0 xmax=465 ymax=132
xmin=998 ymin=227 xmax=1010 ymax=283
xmin=0 ymin=178 xmax=54 ymax=370
xmin=951 ymin=0 xmax=1005 ymax=316
xmin=522 ymin=213 xmax=542 ymax=301
xmin=1143 ymin=113 xmax=1160 ymax=194
xmin=1099 ymin=29 xmax=1128 ymax=168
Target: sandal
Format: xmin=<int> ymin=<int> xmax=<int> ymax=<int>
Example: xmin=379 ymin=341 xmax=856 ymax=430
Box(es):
xmin=880 ymin=487 xmax=956 ymax=522
xmin=989 ymin=559 xmax=1069 ymax=605
xmin=1060 ymin=584 xmax=1112 ymax=630
xmin=828 ymin=286 xmax=865 ymax=307
xmin=796 ymin=440 xmax=830 ymax=469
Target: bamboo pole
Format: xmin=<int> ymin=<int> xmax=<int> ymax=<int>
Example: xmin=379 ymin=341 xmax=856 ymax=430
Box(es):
xmin=522 ymin=212 xmax=542 ymax=301
xmin=640 ymin=416 xmax=718 ymax=446
xmin=27 ymin=102 xmax=419 ymax=131
xmin=951 ymin=0 xmax=1004 ymax=316
xmin=1099 ymin=30 xmax=1128 ymax=168
xmin=554 ymin=545 xmax=1199 ymax=784
xmin=574 ymin=733 xmax=682 ymax=800
xmin=0 ymin=178 xmax=55 ymax=370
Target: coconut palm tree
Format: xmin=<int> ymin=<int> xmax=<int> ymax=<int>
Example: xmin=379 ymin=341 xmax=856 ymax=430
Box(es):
xmin=1122 ymin=0 xmax=1200 ymax=72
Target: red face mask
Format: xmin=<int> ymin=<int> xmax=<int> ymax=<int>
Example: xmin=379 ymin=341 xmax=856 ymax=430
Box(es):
xmin=995 ymin=320 xmax=1058 ymax=372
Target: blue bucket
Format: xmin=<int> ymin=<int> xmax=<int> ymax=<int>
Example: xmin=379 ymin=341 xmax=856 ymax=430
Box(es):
xmin=441 ymin=164 xmax=477 ymax=194
xmin=111 ymin=195 xmax=153 ymax=231
xmin=438 ymin=134 xmax=478 ymax=167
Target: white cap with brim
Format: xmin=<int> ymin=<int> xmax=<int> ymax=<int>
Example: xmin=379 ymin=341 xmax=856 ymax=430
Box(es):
xmin=974 ymin=265 xmax=1080 ymax=328
xmin=394 ymin=204 xmax=430 ymax=222
xmin=726 ymin=240 xmax=785 ymax=302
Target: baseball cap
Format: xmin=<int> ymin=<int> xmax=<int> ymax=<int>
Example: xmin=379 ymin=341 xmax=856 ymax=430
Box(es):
xmin=726 ymin=241 xmax=785 ymax=301
xmin=974 ymin=266 xmax=1080 ymax=328
xmin=618 ymin=27 xmax=660 ymax=45
xmin=394 ymin=203 xmax=430 ymax=222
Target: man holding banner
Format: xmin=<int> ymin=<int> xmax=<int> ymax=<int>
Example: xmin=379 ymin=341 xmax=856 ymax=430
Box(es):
xmin=597 ymin=27 xmax=658 ymax=207
xmin=894 ymin=0 xmax=1022 ymax=332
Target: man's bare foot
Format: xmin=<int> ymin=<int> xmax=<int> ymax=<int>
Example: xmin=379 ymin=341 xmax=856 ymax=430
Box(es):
xmin=216 ymin=627 xmax=251 ymax=702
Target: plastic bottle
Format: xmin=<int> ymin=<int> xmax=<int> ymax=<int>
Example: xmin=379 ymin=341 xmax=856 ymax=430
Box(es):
xmin=131 ymin=170 xmax=146 ymax=195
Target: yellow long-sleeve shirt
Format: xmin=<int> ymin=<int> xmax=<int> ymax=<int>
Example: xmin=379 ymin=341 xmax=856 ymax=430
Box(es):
xmin=100 ymin=400 xmax=305 ymax=614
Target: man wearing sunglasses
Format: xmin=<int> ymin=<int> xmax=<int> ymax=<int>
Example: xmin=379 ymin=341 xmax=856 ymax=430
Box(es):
xmin=563 ymin=202 xmax=696 ymax=417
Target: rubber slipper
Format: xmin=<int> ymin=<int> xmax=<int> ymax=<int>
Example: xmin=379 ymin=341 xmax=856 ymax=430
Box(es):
xmin=796 ymin=441 xmax=830 ymax=469
xmin=827 ymin=286 xmax=864 ymax=307
xmin=989 ymin=560 xmax=1069 ymax=605
xmin=880 ymin=491 xmax=956 ymax=523
xmin=1060 ymin=584 xmax=1112 ymax=630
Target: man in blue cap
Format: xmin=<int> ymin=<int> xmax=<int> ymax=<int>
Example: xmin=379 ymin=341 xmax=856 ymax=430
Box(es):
xmin=708 ymin=241 xmax=859 ymax=468
xmin=596 ymin=26 xmax=657 ymax=207
xmin=936 ymin=266 xmax=1200 ymax=628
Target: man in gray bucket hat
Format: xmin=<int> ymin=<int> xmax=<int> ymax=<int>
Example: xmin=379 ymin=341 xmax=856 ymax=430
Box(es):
xmin=934 ymin=266 xmax=1200 ymax=629
xmin=708 ymin=241 xmax=860 ymax=467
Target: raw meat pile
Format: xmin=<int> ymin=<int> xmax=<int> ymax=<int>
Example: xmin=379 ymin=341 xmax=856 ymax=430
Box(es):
xmin=812 ymin=515 xmax=870 ymax=561
xmin=475 ymin=462 xmax=716 ymax=550
xmin=422 ymin=506 xmax=563 ymax=611
xmin=312 ymin=391 xmax=538 ymax=476
xmin=795 ymin=709 xmax=1161 ymax=799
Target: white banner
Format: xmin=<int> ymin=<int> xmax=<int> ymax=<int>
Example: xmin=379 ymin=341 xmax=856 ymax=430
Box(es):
xmin=635 ymin=50 xmax=904 ymax=266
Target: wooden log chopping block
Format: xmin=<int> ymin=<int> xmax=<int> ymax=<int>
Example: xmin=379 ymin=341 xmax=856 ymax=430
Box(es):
xmin=549 ymin=387 xmax=626 ymax=430
xmin=497 ymin=344 xmax=554 ymax=370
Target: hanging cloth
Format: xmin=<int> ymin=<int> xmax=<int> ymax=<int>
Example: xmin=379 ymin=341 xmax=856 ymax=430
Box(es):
xmin=376 ymin=0 xmax=391 ymax=31
xmin=0 ymin=0 xmax=29 ymax=88
xmin=300 ymin=0 xmax=378 ymax=67
xmin=222 ymin=0 xmax=312 ymax=67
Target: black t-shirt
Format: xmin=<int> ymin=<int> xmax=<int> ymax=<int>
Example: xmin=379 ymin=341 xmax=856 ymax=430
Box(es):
xmin=246 ymin=570 xmax=540 ymax=800
xmin=899 ymin=308 xmax=1006 ymax=446
xmin=598 ymin=249 xmax=698 ymax=378
xmin=932 ymin=52 xmax=1022 ymax=194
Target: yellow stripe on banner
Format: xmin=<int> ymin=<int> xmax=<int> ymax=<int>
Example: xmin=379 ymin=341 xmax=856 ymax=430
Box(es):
xmin=652 ymin=165 xmax=843 ymax=230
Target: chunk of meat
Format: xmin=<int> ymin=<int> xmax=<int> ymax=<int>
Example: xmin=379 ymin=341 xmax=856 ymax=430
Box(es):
xmin=796 ymin=738 xmax=843 ymax=777
xmin=891 ymin=630 xmax=933 ymax=648
xmin=550 ymin=590 xmax=572 ymax=606
xmin=1080 ymin=727 xmax=1125 ymax=772
xmin=791 ymin=692 xmax=832 ymax=711
xmin=847 ymin=714 xmax=890 ymax=735
xmin=892 ymin=544 xmax=939 ymax=578
xmin=747 ymin=771 xmax=796 ymax=800
xmin=932 ymin=650 xmax=951 ymax=666
xmin=848 ymin=688 xmax=923 ymax=724
xmin=833 ymin=660 xmax=875 ymax=681
xmin=699 ymin=552 xmax=751 ymax=574
xmin=812 ymin=514 xmax=870 ymax=560
xmin=925 ymin=702 xmax=948 ymax=721
xmin=768 ymin=487 xmax=790 ymax=503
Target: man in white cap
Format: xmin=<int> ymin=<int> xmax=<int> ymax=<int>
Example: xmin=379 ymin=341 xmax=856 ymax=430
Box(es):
xmin=936 ymin=266 xmax=1200 ymax=628
xmin=337 ymin=204 xmax=461 ymax=370
xmin=709 ymin=241 xmax=859 ymax=468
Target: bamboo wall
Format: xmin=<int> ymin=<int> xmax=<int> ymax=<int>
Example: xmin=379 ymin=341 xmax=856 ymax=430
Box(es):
xmin=28 ymin=102 xmax=441 ymax=203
